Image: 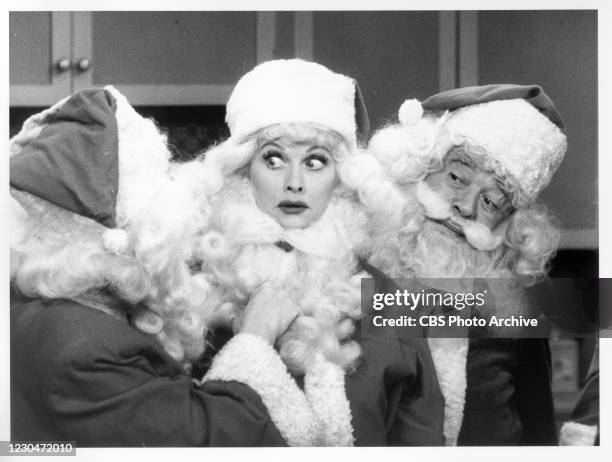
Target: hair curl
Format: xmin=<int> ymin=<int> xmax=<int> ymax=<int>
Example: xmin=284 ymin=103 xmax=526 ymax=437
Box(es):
xmin=10 ymin=175 xmax=212 ymax=369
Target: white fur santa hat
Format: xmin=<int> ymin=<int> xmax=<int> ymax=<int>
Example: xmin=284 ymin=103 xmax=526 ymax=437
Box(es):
xmin=396 ymin=84 xmax=567 ymax=204
xmin=225 ymin=59 xmax=370 ymax=149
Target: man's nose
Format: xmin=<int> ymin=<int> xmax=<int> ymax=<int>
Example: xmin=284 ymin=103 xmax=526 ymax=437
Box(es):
xmin=452 ymin=186 xmax=478 ymax=219
xmin=284 ymin=165 xmax=304 ymax=193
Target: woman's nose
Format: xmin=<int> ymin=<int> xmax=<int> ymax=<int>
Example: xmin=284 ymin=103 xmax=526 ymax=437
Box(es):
xmin=452 ymin=186 xmax=478 ymax=219
xmin=284 ymin=165 xmax=304 ymax=193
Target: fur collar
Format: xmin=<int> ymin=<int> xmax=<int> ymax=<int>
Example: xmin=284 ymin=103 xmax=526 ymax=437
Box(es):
xmin=214 ymin=177 xmax=367 ymax=261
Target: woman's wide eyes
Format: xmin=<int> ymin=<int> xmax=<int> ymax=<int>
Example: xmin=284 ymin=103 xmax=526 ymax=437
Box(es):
xmin=304 ymin=157 xmax=326 ymax=170
xmin=263 ymin=153 xmax=286 ymax=169
xmin=262 ymin=151 xmax=328 ymax=171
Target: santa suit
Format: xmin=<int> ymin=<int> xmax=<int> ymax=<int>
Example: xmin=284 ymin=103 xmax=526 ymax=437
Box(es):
xmin=10 ymin=288 xmax=288 ymax=446
xmin=200 ymin=262 xmax=444 ymax=446
xmin=367 ymin=84 xmax=569 ymax=446
xmin=195 ymin=186 xmax=445 ymax=446
xmin=433 ymin=337 xmax=557 ymax=445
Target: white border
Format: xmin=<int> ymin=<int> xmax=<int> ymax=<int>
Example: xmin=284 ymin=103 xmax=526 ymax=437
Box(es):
xmin=3 ymin=1 xmax=611 ymax=461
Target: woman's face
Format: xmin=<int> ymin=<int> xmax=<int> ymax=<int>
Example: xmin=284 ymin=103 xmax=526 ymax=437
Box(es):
xmin=249 ymin=136 xmax=338 ymax=229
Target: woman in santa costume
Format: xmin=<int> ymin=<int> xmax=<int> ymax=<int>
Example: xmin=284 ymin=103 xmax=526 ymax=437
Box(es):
xmin=9 ymin=87 xmax=298 ymax=446
xmin=366 ymin=84 xmax=574 ymax=445
xmin=177 ymin=59 xmax=444 ymax=446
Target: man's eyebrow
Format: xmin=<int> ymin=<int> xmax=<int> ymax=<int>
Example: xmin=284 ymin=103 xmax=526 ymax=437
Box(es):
xmin=449 ymin=154 xmax=474 ymax=168
xmin=494 ymin=180 xmax=512 ymax=201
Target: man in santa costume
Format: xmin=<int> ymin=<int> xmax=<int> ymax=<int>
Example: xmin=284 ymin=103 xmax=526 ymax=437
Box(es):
xmin=9 ymin=86 xmax=299 ymax=446
xmin=367 ymin=84 xmax=578 ymax=445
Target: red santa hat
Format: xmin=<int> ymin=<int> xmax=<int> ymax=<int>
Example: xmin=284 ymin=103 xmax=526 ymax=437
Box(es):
xmin=10 ymin=86 xmax=175 ymax=254
xmin=397 ymin=84 xmax=567 ymax=204
xmin=225 ymin=59 xmax=370 ymax=149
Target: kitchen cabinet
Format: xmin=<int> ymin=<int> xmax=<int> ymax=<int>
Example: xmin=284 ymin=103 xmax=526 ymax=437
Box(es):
xmin=294 ymin=10 xmax=597 ymax=249
xmin=9 ymin=11 xmax=283 ymax=106
xmin=10 ymin=11 xmax=597 ymax=249
xmin=475 ymin=11 xmax=597 ymax=249
xmin=9 ymin=12 xmax=72 ymax=105
xmin=297 ymin=11 xmax=452 ymax=128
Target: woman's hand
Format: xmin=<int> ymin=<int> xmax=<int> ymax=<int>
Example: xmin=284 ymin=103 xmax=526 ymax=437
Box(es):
xmin=236 ymin=285 xmax=299 ymax=345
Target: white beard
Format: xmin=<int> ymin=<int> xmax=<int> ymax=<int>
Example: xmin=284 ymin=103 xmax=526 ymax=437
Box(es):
xmin=369 ymin=181 xmax=532 ymax=324
xmin=197 ymin=176 xmax=370 ymax=374
xmin=370 ymin=180 xmax=512 ymax=280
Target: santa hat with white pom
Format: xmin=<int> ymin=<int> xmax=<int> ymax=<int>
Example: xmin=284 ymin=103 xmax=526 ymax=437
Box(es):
xmin=10 ymin=86 xmax=177 ymax=255
xmin=395 ymin=84 xmax=568 ymax=205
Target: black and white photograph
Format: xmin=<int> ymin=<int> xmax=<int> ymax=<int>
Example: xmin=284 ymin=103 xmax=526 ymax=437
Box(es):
xmin=4 ymin=1 xmax=610 ymax=460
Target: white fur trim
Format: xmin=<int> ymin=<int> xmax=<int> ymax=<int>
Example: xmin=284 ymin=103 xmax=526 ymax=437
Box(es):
xmin=559 ymin=421 xmax=598 ymax=446
xmin=9 ymin=193 xmax=31 ymax=247
xmin=398 ymin=99 xmax=424 ymax=126
xmin=304 ymin=354 xmax=354 ymax=446
xmin=444 ymin=99 xmax=567 ymax=202
xmin=103 ymin=86 xmax=173 ymax=228
xmin=102 ymin=228 xmax=129 ymax=254
xmin=427 ymin=337 xmax=469 ymax=446
xmin=218 ymin=177 xmax=360 ymax=261
xmin=226 ymin=59 xmax=358 ymax=148
xmin=203 ymin=333 xmax=318 ymax=446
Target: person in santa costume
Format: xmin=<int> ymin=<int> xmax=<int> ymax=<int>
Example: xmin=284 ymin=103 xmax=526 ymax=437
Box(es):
xmin=367 ymin=84 xmax=575 ymax=445
xmin=9 ymin=86 xmax=300 ymax=446
xmin=176 ymin=59 xmax=444 ymax=446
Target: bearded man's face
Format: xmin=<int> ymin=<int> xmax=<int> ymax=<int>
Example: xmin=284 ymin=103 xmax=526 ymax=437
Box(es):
xmin=416 ymin=147 xmax=515 ymax=251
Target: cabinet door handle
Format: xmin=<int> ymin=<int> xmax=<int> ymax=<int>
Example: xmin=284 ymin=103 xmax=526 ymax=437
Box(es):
xmin=56 ymin=58 xmax=71 ymax=73
xmin=76 ymin=58 xmax=92 ymax=73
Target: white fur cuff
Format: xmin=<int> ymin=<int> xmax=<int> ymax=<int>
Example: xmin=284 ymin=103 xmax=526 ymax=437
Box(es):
xmin=305 ymin=354 xmax=354 ymax=446
xmin=559 ymin=421 xmax=598 ymax=446
xmin=203 ymin=333 xmax=318 ymax=446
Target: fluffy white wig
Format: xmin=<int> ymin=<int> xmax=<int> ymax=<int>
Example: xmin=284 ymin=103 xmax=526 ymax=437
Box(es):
xmin=174 ymin=122 xmax=402 ymax=374
xmin=10 ymin=123 xmax=213 ymax=369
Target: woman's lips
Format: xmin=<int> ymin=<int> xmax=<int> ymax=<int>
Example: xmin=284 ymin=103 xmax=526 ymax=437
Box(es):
xmin=278 ymin=201 xmax=308 ymax=215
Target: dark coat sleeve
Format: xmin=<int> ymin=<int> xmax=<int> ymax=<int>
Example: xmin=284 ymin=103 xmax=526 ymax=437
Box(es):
xmin=353 ymin=262 xmax=445 ymax=445
xmin=386 ymin=336 xmax=446 ymax=445
xmin=513 ymin=339 xmax=558 ymax=445
xmin=11 ymin=295 xmax=286 ymax=447
xmin=571 ymin=344 xmax=599 ymax=429
xmin=458 ymin=338 xmax=557 ymax=445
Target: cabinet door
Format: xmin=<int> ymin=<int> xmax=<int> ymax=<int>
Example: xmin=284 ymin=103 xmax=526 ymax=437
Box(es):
xmin=301 ymin=11 xmax=447 ymax=129
xmin=476 ymin=11 xmax=597 ymax=249
xmin=9 ymin=12 xmax=72 ymax=105
xmin=72 ymin=11 xmax=275 ymax=105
